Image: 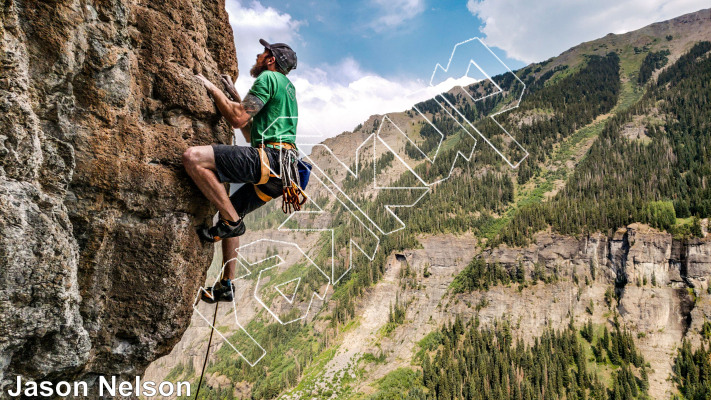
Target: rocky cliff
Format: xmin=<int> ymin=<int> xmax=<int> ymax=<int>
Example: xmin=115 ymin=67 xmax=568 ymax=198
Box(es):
xmin=0 ymin=0 xmax=237 ymax=394
xmin=277 ymin=224 xmax=710 ymax=399
xmin=470 ymin=223 xmax=710 ymax=397
xmin=306 ymin=224 xmax=710 ymax=398
xmin=484 ymin=223 xmax=710 ymax=292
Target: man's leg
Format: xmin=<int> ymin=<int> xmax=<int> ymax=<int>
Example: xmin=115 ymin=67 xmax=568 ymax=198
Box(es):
xmin=201 ymin=180 xmax=272 ymax=303
xmin=201 ymin=235 xmax=238 ymax=303
xmin=222 ymin=236 xmax=239 ymax=281
xmin=182 ymin=145 xmax=240 ymax=222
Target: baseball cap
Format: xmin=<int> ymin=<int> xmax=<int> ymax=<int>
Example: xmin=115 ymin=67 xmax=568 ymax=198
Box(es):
xmin=259 ymin=39 xmax=297 ymax=73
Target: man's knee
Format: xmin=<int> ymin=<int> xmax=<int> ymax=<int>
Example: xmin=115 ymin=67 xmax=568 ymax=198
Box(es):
xmin=182 ymin=147 xmax=197 ymax=169
xmin=182 ymin=146 xmax=214 ymax=170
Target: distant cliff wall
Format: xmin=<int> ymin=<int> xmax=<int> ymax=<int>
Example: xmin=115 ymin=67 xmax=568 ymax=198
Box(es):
xmin=484 ymin=223 xmax=711 ymax=292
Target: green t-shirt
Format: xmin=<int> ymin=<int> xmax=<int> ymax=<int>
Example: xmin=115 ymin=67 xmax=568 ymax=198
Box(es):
xmin=247 ymin=70 xmax=298 ymax=147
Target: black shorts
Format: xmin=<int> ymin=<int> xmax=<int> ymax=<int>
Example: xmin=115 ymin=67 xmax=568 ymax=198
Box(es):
xmin=212 ymin=144 xmax=285 ymax=218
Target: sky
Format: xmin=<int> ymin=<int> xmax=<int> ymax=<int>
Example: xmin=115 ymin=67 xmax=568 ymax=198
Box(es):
xmin=224 ymin=0 xmax=709 ymax=146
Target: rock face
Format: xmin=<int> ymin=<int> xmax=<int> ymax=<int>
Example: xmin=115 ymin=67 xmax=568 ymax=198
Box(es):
xmin=0 ymin=0 xmax=237 ymax=394
xmin=484 ymin=223 xmax=709 ymax=289
xmin=480 ymin=223 xmax=711 ymax=342
xmin=685 ymin=237 xmax=711 ymax=289
xmin=477 ymin=223 xmax=710 ymax=398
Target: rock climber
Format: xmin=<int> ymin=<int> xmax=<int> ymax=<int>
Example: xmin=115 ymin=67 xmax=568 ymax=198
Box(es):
xmin=183 ymin=39 xmax=307 ymax=303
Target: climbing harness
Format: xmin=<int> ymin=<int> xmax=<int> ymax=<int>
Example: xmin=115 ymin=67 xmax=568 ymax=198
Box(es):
xmin=194 ymin=301 xmax=219 ymax=399
xmin=255 ymin=142 xmax=310 ymax=212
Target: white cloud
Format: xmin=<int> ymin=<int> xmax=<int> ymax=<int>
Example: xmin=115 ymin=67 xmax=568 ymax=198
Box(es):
xmin=225 ymin=0 xmax=304 ymax=78
xmin=232 ymin=57 xmax=477 ymax=151
xmin=467 ymin=0 xmax=710 ymax=63
xmin=289 ymin=59 xmax=477 ymax=151
xmin=369 ymin=0 xmax=426 ymax=32
xmin=224 ymin=1 xmax=474 ymax=153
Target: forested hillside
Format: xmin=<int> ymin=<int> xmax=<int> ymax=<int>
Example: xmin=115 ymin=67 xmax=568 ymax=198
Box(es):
xmin=370 ymin=316 xmax=649 ymax=400
xmin=498 ymin=41 xmax=711 ymax=246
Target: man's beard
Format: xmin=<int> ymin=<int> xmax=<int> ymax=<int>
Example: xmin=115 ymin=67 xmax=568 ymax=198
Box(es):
xmin=250 ymin=61 xmax=267 ymax=78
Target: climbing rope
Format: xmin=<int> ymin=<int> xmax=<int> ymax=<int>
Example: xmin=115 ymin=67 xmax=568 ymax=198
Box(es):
xmin=194 ymin=302 xmax=219 ymax=399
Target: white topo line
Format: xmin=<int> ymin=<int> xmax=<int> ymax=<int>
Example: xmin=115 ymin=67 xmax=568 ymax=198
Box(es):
xmin=194 ymin=37 xmax=528 ymax=366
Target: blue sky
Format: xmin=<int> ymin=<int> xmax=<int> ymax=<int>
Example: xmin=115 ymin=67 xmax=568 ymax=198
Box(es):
xmin=224 ymin=0 xmax=709 ymax=146
xmin=256 ymin=0 xmax=524 ymax=81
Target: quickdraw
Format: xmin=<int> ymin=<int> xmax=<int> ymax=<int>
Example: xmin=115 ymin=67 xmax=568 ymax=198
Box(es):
xmin=278 ymin=147 xmax=308 ymax=213
xmin=282 ymin=182 xmax=308 ymax=213
xmin=256 ymin=142 xmax=310 ymax=213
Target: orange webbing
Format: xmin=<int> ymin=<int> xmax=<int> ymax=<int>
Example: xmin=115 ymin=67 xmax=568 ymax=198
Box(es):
xmin=256 ymin=147 xmax=270 ymax=184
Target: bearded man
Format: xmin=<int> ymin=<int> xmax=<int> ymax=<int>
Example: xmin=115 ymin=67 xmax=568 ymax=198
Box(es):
xmin=183 ymin=39 xmax=299 ymax=303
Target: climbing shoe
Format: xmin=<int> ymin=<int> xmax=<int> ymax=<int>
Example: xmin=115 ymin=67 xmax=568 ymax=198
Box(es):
xmin=201 ymin=279 xmax=234 ymax=303
xmin=197 ymin=217 xmax=245 ymax=243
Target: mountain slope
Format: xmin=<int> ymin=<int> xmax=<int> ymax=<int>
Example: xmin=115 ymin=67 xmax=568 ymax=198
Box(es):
xmin=146 ymin=8 xmax=711 ymax=400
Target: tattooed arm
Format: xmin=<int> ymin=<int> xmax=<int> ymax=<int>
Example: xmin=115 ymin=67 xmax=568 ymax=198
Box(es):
xmin=236 ymin=93 xmax=265 ymax=142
